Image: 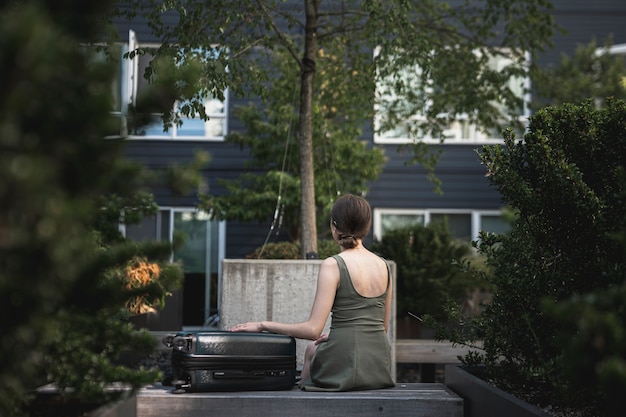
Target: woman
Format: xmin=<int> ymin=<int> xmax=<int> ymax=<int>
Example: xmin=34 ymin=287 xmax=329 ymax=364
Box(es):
xmin=229 ymin=194 xmax=395 ymax=391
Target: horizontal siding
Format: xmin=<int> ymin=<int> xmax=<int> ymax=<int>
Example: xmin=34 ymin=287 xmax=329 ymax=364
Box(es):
xmin=367 ymin=144 xmax=501 ymax=211
xmin=538 ymin=0 xmax=626 ymax=65
xmin=123 ymin=140 xmax=249 ymax=169
xmin=113 ymin=0 xmax=625 ymax=258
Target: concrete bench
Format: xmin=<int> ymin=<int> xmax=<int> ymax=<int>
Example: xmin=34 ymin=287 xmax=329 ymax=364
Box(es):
xmin=136 ymin=383 xmax=463 ymax=417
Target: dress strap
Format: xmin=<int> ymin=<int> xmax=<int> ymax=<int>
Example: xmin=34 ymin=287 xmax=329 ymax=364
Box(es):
xmin=332 ymin=254 xmax=349 ymax=288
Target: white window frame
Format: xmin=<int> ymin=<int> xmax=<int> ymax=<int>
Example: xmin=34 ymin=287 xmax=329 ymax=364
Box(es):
xmin=597 ymin=43 xmax=626 ymax=56
xmin=122 ymin=30 xmax=228 ymax=141
xmin=373 ymin=48 xmax=531 ymax=145
xmin=597 ymin=42 xmax=626 ymax=88
xmin=373 ymin=207 xmax=507 ymax=243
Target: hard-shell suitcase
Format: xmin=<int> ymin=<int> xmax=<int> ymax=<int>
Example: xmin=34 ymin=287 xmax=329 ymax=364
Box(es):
xmin=162 ymin=331 xmax=297 ymax=393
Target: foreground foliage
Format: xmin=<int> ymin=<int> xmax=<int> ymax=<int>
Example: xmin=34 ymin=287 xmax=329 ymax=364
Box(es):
xmin=0 ymin=1 xmax=184 ymax=415
xmin=435 ymin=99 xmax=626 ymax=416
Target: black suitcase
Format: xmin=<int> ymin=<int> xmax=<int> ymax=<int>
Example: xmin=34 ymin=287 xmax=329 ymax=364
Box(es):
xmin=162 ymin=331 xmax=297 ymax=393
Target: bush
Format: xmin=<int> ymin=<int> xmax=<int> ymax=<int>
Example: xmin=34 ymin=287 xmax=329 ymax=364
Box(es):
xmin=439 ymin=99 xmax=626 ymax=416
xmin=247 ymin=240 xmax=340 ymax=260
xmin=0 ymin=2 xmax=184 ymax=415
xmin=247 ymin=241 xmax=301 ymax=259
xmin=371 ymin=221 xmax=484 ymax=321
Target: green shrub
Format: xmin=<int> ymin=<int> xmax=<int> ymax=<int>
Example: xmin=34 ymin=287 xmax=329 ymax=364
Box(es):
xmin=247 ymin=241 xmax=301 ymax=259
xmin=317 ymin=239 xmax=341 ymax=259
xmin=541 ymin=168 xmax=626 ymax=417
xmin=247 ymin=240 xmax=340 ymax=259
xmin=439 ymin=99 xmax=626 ymax=416
xmin=371 ymin=221 xmax=483 ymax=321
xmin=0 ymin=2 xmax=184 ymax=414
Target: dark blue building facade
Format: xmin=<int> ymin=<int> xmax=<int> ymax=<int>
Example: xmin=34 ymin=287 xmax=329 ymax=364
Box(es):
xmin=113 ymin=1 xmax=626 ymax=328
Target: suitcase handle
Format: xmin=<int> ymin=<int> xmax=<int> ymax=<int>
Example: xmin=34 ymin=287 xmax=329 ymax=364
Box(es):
xmin=213 ymin=370 xmax=265 ymax=379
xmin=213 ymin=370 xmax=289 ymax=379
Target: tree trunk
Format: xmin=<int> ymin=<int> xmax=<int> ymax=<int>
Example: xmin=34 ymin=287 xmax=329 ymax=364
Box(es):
xmin=298 ymin=0 xmax=319 ymax=258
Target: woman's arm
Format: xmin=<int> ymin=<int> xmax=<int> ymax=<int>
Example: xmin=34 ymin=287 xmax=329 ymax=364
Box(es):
xmin=229 ymin=257 xmax=339 ymax=340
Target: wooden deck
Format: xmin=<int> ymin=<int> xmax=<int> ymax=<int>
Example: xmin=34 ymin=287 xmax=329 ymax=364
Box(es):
xmin=136 ymin=383 xmax=463 ymax=417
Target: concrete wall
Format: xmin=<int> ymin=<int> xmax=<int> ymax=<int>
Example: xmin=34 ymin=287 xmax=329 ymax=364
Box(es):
xmin=219 ymin=259 xmax=396 ymax=375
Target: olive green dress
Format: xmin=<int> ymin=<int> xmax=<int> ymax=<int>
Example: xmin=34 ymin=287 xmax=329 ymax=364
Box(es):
xmin=301 ymin=255 xmax=395 ymax=391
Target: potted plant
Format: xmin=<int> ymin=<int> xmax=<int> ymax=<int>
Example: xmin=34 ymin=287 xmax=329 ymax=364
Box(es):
xmin=430 ymin=99 xmax=626 ymax=417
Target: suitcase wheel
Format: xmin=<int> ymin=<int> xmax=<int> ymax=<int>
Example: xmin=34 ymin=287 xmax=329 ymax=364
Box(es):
xmin=162 ymin=334 xmax=175 ymax=348
xmin=172 ymin=379 xmax=191 ymax=394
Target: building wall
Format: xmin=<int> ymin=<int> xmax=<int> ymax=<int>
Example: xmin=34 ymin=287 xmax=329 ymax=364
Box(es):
xmin=115 ymin=0 xmax=626 ymax=260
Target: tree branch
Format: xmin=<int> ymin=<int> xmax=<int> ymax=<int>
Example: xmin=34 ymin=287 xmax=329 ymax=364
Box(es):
xmin=255 ymin=0 xmax=303 ymax=70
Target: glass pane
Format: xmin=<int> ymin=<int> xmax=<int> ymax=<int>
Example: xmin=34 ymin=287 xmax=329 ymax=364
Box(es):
xmin=174 ymin=212 xmax=220 ymax=325
xmin=135 ymin=117 xmax=170 ymax=137
xmin=176 ymin=118 xmax=224 ymax=138
xmin=205 ymin=118 xmax=225 ymax=137
xmin=481 ymin=214 xmax=511 ymax=234
xmin=107 ymin=45 xmax=124 ymax=113
xmin=206 ymin=98 xmax=224 ymax=115
xmin=174 ymin=212 xmax=208 ymax=273
xmin=177 ymin=118 xmax=206 ymax=137
xmin=430 ymin=213 xmax=471 ymax=241
xmin=136 ymin=53 xmax=153 ymax=97
xmin=381 ymin=214 xmax=424 ymax=236
xmin=125 ymin=215 xmax=158 ymax=241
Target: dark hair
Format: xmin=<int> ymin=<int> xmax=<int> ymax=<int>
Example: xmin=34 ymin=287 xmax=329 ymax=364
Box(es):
xmin=330 ymin=194 xmax=372 ymax=249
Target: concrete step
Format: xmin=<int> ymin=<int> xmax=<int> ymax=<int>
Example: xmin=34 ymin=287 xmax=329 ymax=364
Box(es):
xmin=137 ymin=383 xmax=463 ymax=417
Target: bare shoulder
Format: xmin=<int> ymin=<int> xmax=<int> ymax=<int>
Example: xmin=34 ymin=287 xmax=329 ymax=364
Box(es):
xmin=321 ymin=256 xmax=338 ymax=267
xmin=317 ymin=256 xmax=340 ymax=287
xmin=319 ymin=256 xmax=340 ymax=276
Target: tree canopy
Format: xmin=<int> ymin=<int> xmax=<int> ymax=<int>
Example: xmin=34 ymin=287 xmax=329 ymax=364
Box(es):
xmin=113 ymin=0 xmax=558 ymax=256
xmin=531 ymin=36 xmax=626 ymax=111
xmin=199 ymin=45 xmax=386 ymax=242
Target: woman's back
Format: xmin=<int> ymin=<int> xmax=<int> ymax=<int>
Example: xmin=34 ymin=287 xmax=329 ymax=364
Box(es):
xmin=300 ymin=253 xmax=395 ymax=391
xmin=336 ymin=250 xmax=389 ymax=298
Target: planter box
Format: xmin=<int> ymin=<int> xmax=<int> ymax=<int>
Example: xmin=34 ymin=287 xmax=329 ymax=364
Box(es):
xmin=445 ymin=365 xmax=553 ymax=417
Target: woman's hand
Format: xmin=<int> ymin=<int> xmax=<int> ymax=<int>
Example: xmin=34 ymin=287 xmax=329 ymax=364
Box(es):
xmin=314 ymin=333 xmax=329 ymax=345
xmin=228 ymin=322 xmax=263 ymax=332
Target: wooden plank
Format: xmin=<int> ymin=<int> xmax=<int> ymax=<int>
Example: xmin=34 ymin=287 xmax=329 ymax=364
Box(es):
xmin=395 ymin=339 xmax=483 ymax=364
xmin=137 ymin=383 xmax=463 ymax=417
xmin=149 ymin=334 xmax=481 ymax=364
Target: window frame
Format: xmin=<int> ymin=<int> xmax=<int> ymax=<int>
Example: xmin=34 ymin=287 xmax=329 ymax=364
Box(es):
xmin=373 ymin=48 xmax=531 ymax=145
xmin=373 ymin=207 xmax=508 ymax=243
xmin=123 ymin=207 xmax=227 ymax=325
xmin=123 ymin=30 xmax=229 ymax=141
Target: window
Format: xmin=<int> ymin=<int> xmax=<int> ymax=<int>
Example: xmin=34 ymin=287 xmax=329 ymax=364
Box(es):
xmin=374 ymin=48 xmax=530 ymax=144
xmin=83 ymin=43 xmax=127 ymax=138
xmin=373 ymin=208 xmax=510 ymax=242
xmin=112 ymin=30 xmax=228 ymax=141
xmin=124 ymin=208 xmax=226 ymax=328
xmin=602 ymin=43 xmax=626 ymax=87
